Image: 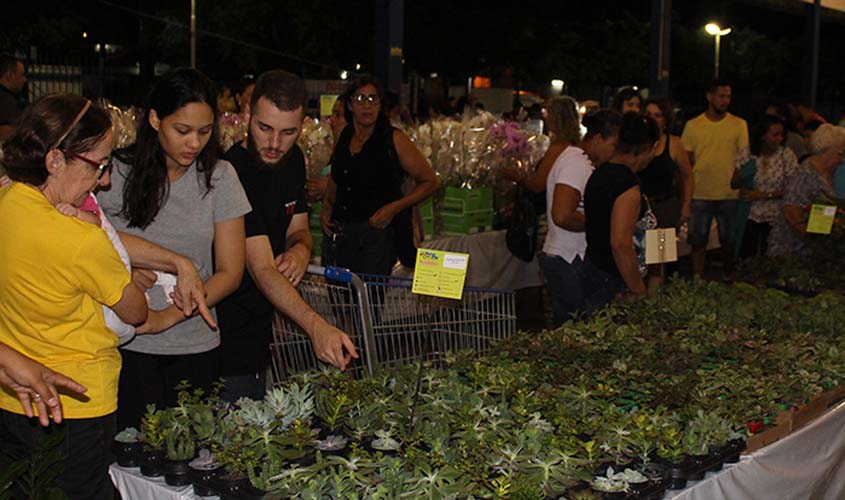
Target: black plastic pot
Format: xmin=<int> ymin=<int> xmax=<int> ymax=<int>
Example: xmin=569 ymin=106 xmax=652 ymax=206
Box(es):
xmin=139 ymin=448 xmax=165 ymax=477
xmin=163 ymin=458 xmax=192 ymax=486
xmin=218 ymin=477 xmax=267 ymax=500
xmin=189 ymin=465 xmax=222 ymax=497
xmin=597 ymin=490 xmax=627 ymax=499
xmin=666 ymin=457 xmax=690 ymax=490
xmin=686 ymin=454 xmax=708 ymax=480
xmin=706 ymin=449 xmax=724 ymax=473
xmin=112 ymin=439 xmax=142 ymax=467
xmin=722 ymin=438 xmax=746 ymax=463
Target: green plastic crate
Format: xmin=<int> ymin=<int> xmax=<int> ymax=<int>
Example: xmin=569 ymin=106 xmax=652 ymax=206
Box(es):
xmin=441 ymin=210 xmax=493 ymax=235
xmin=422 ymin=216 xmax=435 ymax=240
xmin=309 ymin=202 xmax=323 ymax=230
xmin=310 ymin=229 xmax=323 ymax=257
xmin=418 ymin=197 xmax=435 ymax=218
xmin=443 ymin=187 xmax=493 ymax=213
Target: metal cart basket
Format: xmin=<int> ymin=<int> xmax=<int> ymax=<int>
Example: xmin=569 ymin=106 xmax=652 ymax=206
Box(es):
xmin=269 ymin=265 xmax=516 ymax=386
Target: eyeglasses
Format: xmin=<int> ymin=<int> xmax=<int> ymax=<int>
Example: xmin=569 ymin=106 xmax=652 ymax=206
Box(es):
xmin=61 ymin=149 xmax=113 ymax=180
xmin=352 ymin=93 xmax=380 ymax=105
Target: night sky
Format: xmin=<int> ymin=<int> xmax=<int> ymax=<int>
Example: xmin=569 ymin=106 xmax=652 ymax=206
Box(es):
xmin=3 ymin=1 xmax=845 ymax=116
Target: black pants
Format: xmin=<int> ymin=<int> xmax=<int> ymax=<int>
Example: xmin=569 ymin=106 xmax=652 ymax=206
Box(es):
xmin=0 ymin=410 xmax=115 ymax=500
xmin=117 ymin=348 xmax=219 ymax=430
xmin=740 ymin=220 xmax=771 ymax=259
xmin=323 ymin=220 xmax=396 ymax=276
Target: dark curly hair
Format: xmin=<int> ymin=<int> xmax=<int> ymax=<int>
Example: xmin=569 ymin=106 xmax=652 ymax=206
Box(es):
xmin=582 ymin=108 xmax=623 ymax=142
xmin=2 ymin=94 xmax=111 ymax=185
xmin=616 ymin=112 xmax=660 ymax=155
xmin=115 ymin=68 xmax=219 ymax=229
xmin=750 ymin=114 xmax=786 ymax=157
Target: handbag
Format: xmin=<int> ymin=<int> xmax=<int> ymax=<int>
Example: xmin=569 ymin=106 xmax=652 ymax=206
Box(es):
xmin=506 ymin=186 xmax=539 ymax=262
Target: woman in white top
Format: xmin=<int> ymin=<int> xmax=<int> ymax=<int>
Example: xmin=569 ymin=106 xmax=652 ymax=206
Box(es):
xmin=541 ymin=108 xmax=623 ymax=326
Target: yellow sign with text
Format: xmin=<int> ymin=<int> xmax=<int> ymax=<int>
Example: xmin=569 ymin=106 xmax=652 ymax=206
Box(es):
xmin=411 ymin=249 xmax=470 ymax=300
xmin=320 ymin=95 xmax=339 ymax=117
xmin=806 ymin=203 xmax=837 ymax=235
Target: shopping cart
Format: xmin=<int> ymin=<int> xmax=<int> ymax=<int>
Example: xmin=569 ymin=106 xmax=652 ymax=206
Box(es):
xmin=268 ymin=265 xmax=517 ymax=386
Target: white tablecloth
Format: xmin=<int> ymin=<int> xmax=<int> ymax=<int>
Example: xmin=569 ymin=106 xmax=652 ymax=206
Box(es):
xmin=109 ymin=464 xmax=218 ymax=500
xmin=664 ymin=400 xmax=845 ymax=499
xmin=393 ymin=230 xmax=543 ymax=291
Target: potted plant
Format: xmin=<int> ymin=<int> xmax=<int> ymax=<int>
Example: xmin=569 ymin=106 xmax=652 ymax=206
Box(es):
xmin=657 ymin=425 xmax=689 ymax=490
xmin=112 ymin=427 xmax=141 ymax=467
xmin=161 ymin=410 xmax=196 ymax=486
xmin=139 ymin=404 xmax=166 ymax=477
xmin=188 ymin=448 xmax=222 ymax=497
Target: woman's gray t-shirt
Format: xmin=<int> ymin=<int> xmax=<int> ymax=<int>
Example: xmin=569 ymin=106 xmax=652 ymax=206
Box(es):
xmin=98 ymin=158 xmax=251 ymax=355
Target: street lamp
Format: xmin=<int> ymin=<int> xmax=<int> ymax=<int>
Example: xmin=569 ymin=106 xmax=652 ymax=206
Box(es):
xmin=705 ymin=23 xmax=731 ymax=78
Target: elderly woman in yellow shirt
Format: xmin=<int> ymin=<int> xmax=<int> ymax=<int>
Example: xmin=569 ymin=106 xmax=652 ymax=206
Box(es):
xmin=0 ymin=95 xmax=150 ymax=500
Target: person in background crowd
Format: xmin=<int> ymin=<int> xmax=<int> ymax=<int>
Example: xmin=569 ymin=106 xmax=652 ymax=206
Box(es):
xmin=98 ymin=68 xmax=252 ymax=430
xmin=0 ymin=342 xmax=87 ymax=427
xmin=768 ymin=124 xmax=845 ymax=257
xmin=540 ymin=102 xmax=619 ymax=326
xmin=233 ymin=75 xmax=256 ymax=117
xmin=0 ymin=53 xmax=27 ymax=141
xmin=796 ymin=102 xmax=826 ymax=131
xmin=731 ymin=115 xmax=799 ymax=259
xmin=583 ymin=113 xmax=660 ymax=311
xmin=640 ymin=98 xmax=694 ymax=287
xmin=612 ymin=86 xmax=642 ymax=114
xmin=765 ymin=100 xmax=808 ymax=161
xmin=681 ymin=78 xmax=749 ymax=279
xmin=384 ymin=90 xmax=412 ymax=129
xmin=328 ymin=96 xmax=347 ymax=142
xmin=217 ymin=70 xmax=357 ymax=402
xmin=217 ymin=83 xmax=238 ymax=114
xmin=321 ymin=74 xmax=439 ymax=275
xmin=0 ymin=94 xmax=148 ymax=499
xmin=307 ymin=97 xmax=346 ymax=202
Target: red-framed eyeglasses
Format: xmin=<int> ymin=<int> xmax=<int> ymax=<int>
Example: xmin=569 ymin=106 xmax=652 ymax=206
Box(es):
xmin=61 ymin=149 xmax=113 ymax=180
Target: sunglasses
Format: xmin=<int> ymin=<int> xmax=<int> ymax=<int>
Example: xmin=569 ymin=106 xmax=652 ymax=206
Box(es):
xmin=61 ymin=149 xmax=113 ymax=180
xmin=352 ymin=93 xmax=380 ymax=105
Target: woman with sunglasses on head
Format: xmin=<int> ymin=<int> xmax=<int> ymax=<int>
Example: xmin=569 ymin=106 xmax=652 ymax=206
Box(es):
xmin=640 ymin=98 xmax=694 ymax=286
xmin=0 ymin=94 xmax=148 ymax=499
xmin=321 ymin=74 xmax=438 ymax=275
xmin=98 ymin=68 xmax=251 ymax=431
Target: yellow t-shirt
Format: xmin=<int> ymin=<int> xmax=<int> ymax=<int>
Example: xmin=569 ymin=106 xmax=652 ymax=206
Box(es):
xmin=0 ymin=183 xmax=131 ymax=418
xmin=681 ymin=113 xmax=749 ymax=200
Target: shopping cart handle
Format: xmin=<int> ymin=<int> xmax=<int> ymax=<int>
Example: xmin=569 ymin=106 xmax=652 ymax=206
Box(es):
xmin=307 ymin=264 xmax=355 ymax=283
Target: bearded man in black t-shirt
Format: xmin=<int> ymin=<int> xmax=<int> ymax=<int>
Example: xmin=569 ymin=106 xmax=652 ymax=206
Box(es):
xmin=217 ymin=70 xmax=357 ymax=402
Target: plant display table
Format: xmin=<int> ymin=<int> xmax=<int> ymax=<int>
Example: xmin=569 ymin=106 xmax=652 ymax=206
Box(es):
xmin=664 ymin=400 xmax=845 ymax=499
xmin=110 ymin=463 xmax=213 ymax=500
xmin=107 ymin=278 xmax=845 ymax=499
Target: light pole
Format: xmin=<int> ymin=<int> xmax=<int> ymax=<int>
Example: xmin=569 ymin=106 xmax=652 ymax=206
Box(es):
xmin=705 ymin=23 xmax=731 ymax=78
xmin=190 ymin=0 xmax=196 ymax=69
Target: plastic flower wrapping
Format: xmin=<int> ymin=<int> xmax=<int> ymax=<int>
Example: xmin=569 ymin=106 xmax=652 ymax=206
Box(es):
xmin=102 ymin=101 xmax=141 ymax=150
xmin=218 ymin=112 xmax=247 ymax=152
xmin=297 ymin=116 xmax=334 ymax=179
xmin=407 ymin=110 xmax=549 ymax=189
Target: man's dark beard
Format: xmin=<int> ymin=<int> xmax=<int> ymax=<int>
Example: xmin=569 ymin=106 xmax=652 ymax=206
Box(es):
xmin=246 ymin=133 xmax=284 ymax=168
